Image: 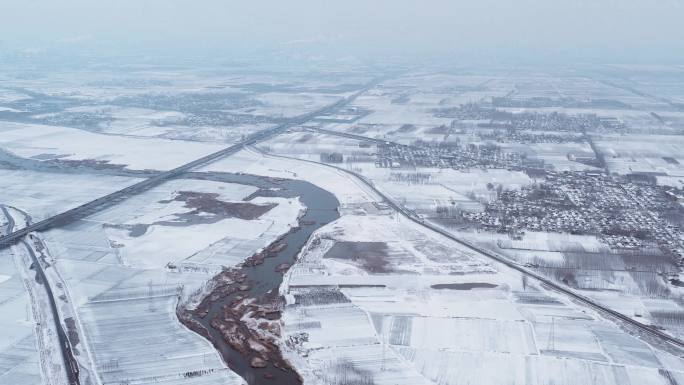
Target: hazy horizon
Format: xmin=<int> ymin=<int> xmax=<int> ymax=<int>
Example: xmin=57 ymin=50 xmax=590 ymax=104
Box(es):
xmin=2 ymin=0 xmax=684 ymax=65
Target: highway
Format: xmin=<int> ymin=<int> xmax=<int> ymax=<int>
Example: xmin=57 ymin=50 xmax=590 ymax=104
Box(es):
xmin=305 ymin=126 xmax=399 ymax=146
xmin=252 ymin=138 xmax=684 ymax=352
xmin=0 ymin=81 xmax=378 ymax=250
xmin=23 ymin=239 xmax=81 ymax=385
xmin=0 ymin=79 xmax=380 ymax=385
xmin=365 ymin=173 xmax=684 ymax=350
xmin=1 ymin=205 xmax=14 ymax=236
xmin=4 ymin=71 xmax=682 ymax=378
xmin=1 ymin=205 xmax=80 ymax=384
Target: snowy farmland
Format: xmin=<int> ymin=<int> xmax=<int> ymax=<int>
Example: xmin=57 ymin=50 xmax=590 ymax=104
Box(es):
xmin=199 ymin=147 xmax=684 ymax=384
xmin=259 ymin=130 xmax=534 ymax=214
xmin=3 ymin=62 xmax=684 ymax=385
xmin=263 ymin=131 xmax=684 ymax=342
xmin=0 ymin=122 xmax=227 ymax=171
xmin=593 ymin=134 xmax=684 ymax=179
xmin=26 ymin=175 xmax=307 ymax=385
xmin=279 ymin=195 xmax=684 ymax=385
xmin=0 ymin=169 xmax=140 ymax=224
xmin=457 ymin=230 xmax=684 ymax=336
xmin=0 ymin=244 xmax=44 ymax=385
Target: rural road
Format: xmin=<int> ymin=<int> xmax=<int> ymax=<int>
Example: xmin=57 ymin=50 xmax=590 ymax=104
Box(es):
xmin=1 ymin=205 xmax=80 ymax=384
xmin=0 ymin=79 xmax=382 ymax=385
xmin=0 ymin=78 xmax=382 ymax=249
xmin=2 ymin=74 xmax=682 ymax=385
xmin=252 ymin=132 xmax=684 ymax=353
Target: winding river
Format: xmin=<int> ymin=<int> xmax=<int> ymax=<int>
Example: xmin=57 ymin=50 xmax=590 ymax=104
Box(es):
xmin=181 ymin=172 xmax=340 ymax=385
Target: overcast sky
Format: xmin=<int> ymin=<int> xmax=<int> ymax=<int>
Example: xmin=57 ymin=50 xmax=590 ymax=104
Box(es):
xmin=2 ymin=0 xmax=683 ymax=63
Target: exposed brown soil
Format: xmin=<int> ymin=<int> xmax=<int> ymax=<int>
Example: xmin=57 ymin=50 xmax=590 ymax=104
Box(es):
xmin=426 ymin=124 xmax=450 ymax=134
xmin=431 ymin=283 xmax=498 ymax=290
xmin=296 ymin=133 xmax=313 ymax=143
xmin=50 ymin=158 xmax=128 ymax=171
xmin=173 ymin=173 xmax=340 ymax=385
xmin=105 ymin=191 xmax=278 ymax=237
xmin=275 ymin=263 xmax=291 ymax=273
xmin=178 ymin=231 xmax=302 ymax=380
xmin=165 ymin=191 xmax=277 ymax=220
xmin=64 ymin=317 xmax=81 ymax=355
xmin=324 ymin=241 xmax=391 ymax=273
xmin=243 ymin=239 xmax=289 ymax=268
xmin=179 ymin=267 xmax=292 ymax=371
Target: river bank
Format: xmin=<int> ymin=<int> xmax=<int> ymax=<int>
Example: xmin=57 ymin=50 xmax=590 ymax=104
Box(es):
xmin=177 ymin=173 xmax=340 ymax=385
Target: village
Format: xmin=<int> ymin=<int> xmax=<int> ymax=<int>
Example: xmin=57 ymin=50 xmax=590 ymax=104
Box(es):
xmin=456 ymin=171 xmax=684 ymax=262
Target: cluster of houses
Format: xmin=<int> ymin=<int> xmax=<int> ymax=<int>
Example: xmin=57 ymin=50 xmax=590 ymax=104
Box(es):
xmin=459 ymin=171 xmax=684 ymax=262
xmin=375 ymin=142 xmax=524 ymax=170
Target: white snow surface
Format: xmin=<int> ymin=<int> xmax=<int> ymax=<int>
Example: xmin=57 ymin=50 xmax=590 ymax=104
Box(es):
xmin=33 ymin=176 xmax=307 ymax=385
xmin=200 ymin=149 xmax=684 ymax=385
xmin=0 ymin=121 xmax=226 ymax=171
xmin=0 ymin=169 xmax=140 ymax=224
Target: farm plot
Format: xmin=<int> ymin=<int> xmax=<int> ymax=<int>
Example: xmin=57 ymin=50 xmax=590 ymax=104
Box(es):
xmin=35 ymin=176 xmax=305 ymax=385
xmin=79 ymin=281 xmax=244 ymax=385
xmin=248 ymin=145 xmax=684 ymax=384
xmin=0 ymin=247 xmax=42 ymax=385
xmin=0 ymin=169 xmax=140 ymax=225
xmin=280 ymin=209 xmax=684 ymax=384
xmin=0 ymin=121 xmax=226 ymax=171
xmin=593 ymin=134 xmax=684 ymax=178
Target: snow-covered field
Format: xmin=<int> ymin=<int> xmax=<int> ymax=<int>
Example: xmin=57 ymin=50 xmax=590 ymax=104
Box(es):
xmin=202 ymin=149 xmax=380 ymax=206
xmin=201 ymin=148 xmax=684 ymax=385
xmin=0 ymin=122 xmax=226 ymax=171
xmin=0 ymin=89 xmax=31 ymax=103
xmin=277 ymin=181 xmax=684 ymax=385
xmin=593 ymin=134 xmax=684 ymax=178
xmin=454 ymin=229 xmax=684 ymax=334
xmin=3 ymin=65 xmax=684 ymax=385
xmin=0 ymin=244 xmax=44 ymax=385
xmin=27 ymin=176 xmax=306 ymax=385
xmin=260 ymin=131 xmax=534 ymax=214
xmin=0 ymin=169 xmax=140 ymax=224
xmin=248 ymin=92 xmax=346 ymax=118
xmin=77 ymin=277 xmax=244 ymax=385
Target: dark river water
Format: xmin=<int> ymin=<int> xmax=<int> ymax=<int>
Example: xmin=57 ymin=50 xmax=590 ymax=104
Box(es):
xmin=184 ymin=172 xmax=340 ymax=385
